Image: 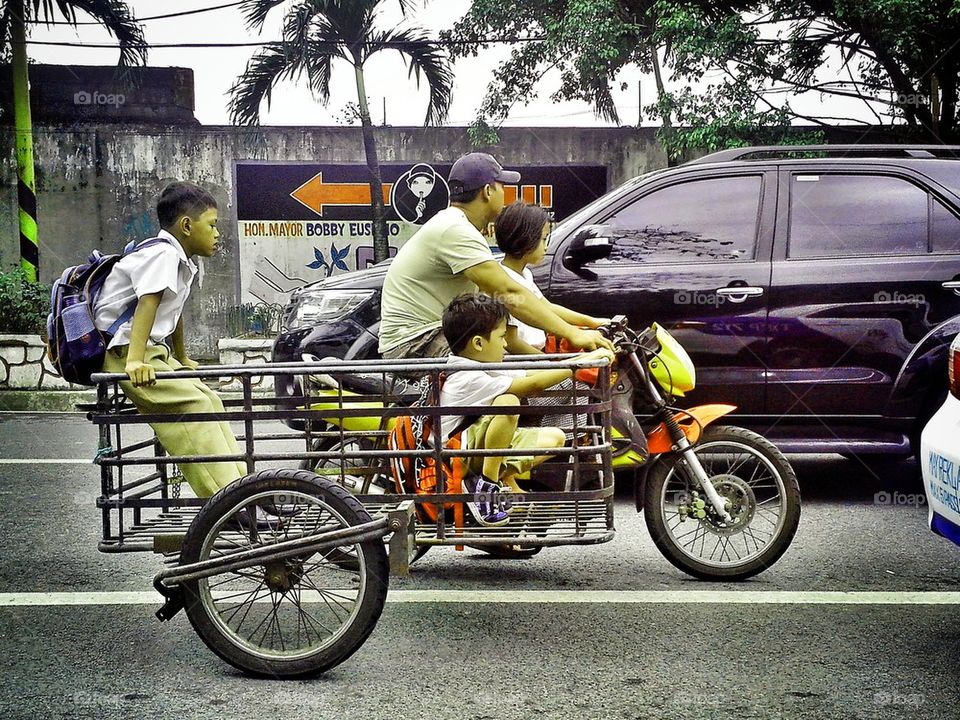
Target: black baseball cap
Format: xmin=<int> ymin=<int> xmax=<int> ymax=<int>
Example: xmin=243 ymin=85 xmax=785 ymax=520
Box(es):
xmin=448 ymin=153 xmax=521 ymax=194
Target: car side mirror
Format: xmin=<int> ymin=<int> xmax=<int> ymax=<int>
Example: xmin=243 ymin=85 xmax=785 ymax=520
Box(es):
xmin=563 ymin=225 xmax=613 ymax=267
xmin=562 ymin=225 xmax=613 ymax=278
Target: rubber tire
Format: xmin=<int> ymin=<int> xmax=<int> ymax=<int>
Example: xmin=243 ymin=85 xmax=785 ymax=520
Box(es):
xmin=180 ymin=469 xmax=389 ymax=678
xmin=643 ymin=425 xmax=801 ymax=581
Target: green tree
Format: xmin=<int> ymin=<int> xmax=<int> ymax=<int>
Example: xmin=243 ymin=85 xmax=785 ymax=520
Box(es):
xmin=449 ymin=0 xmax=960 ymax=155
xmin=0 ymin=0 xmax=145 ymax=281
xmin=230 ymin=0 xmax=454 ymax=263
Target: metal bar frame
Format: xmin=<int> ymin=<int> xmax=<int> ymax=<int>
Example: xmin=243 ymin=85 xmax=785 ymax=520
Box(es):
xmin=89 ymin=356 xmax=615 ymax=552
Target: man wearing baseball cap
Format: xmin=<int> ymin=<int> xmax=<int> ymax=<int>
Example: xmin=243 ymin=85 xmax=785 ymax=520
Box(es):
xmin=379 ymin=152 xmax=612 ymax=358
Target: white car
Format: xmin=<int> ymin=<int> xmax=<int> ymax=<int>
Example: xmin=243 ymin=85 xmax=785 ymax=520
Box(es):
xmin=920 ymin=333 xmax=960 ymax=546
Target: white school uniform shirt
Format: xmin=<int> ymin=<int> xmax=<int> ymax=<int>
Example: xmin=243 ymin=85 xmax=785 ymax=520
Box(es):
xmin=499 ymin=262 xmax=548 ymax=350
xmin=93 ymin=229 xmax=199 ymax=350
xmin=438 ymin=356 xmax=525 ymax=440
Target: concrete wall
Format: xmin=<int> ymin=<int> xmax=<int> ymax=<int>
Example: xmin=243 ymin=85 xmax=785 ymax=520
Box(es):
xmin=0 ymin=123 xmax=668 ymax=357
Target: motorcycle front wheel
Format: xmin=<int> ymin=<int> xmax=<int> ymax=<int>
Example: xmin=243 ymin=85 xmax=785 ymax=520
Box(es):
xmin=643 ymin=425 xmax=800 ymax=581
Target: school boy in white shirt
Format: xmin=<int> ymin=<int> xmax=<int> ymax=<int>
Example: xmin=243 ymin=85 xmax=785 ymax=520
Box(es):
xmin=439 ymin=294 xmax=613 ymax=525
xmin=94 ymin=182 xmax=246 ymax=500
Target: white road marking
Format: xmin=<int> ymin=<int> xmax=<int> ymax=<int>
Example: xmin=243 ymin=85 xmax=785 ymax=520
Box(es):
xmin=1 ymin=590 xmax=959 ymax=607
xmin=0 ymin=459 xmax=91 ymax=464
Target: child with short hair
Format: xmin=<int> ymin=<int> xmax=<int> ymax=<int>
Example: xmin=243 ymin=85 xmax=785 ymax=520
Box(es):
xmin=440 ymin=293 xmax=613 ymax=526
xmin=494 ymin=201 xmax=608 ymax=352
xmin=94 ymin=181 xmax=247 ymax=501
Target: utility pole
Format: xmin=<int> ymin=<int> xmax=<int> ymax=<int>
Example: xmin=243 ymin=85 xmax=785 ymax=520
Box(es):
xmin=11 ymin=0 xmax=39 ymax=281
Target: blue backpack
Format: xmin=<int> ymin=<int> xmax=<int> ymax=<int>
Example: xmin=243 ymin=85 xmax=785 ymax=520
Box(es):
xmin=46 ymin=237 xmax=169 ymax=385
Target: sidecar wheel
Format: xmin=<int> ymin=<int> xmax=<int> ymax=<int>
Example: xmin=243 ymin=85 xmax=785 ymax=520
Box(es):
xmin=179 ymin=470 xmax=389 ymax=678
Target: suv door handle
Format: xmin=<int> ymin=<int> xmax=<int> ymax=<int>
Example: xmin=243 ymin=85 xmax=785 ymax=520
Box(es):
xmin=716 ymin=286 xmax=764 ymax=300
xmin=942 ymin=281 xmax=960 ymax=295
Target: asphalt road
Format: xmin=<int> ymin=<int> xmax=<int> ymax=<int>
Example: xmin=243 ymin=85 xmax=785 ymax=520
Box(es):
xmin=0 ymin=412 xmax=957 ymax=720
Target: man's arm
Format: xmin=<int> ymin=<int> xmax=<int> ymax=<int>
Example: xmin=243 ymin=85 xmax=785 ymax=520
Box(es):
xmin=549 ymin=302 xmax=608 ymax=330
xmin=125 ymin=291 xmax=162 ymax=387
xmin=171 ymin=317 xmax=199 ymax=369
xmin=463 ymin=261 xmax=613 ymax=351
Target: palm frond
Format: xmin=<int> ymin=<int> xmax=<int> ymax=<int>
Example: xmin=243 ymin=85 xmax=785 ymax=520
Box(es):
xmin=0 ymin=4 xmax=12 ymax=51
xmin=369 ymin=27 xmax=453 ymax=125
xmin=229 ymin=42 xmax=302 ymax=126
xmin=282 ymin=0 xmax=321 ymax=48
xmin=302 ymin=39 xmax=336 ymax=102
xmin=229 ymin=39 xmax=342 ymax=124
xmin=36 ymin=0 xmax=146 ymax=68
xmin=396 ymin=0 xmax=418 ymax=16
xmin=239 ymin=0 xmax=288 ymax=32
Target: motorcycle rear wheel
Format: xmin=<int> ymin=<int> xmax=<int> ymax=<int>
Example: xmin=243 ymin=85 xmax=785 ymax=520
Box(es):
xmin=643 ymin=425 xmax=800 ymax=581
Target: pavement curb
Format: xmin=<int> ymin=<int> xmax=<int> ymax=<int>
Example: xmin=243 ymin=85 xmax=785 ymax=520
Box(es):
xmin=0 ymin=390 xmax=96 ymax=412
xmin=0 ymin=388 xmax=276 ymax=413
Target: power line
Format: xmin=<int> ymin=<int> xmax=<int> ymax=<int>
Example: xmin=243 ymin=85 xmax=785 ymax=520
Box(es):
xmin=25 ymin=1 xmax=248 ymax=25
xmin=19 ymin=36 xmax=547 ymax=50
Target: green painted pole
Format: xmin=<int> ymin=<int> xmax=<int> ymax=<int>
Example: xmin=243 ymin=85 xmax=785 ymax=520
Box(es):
xmin=11 ymin=0 xmax=39 ymax=282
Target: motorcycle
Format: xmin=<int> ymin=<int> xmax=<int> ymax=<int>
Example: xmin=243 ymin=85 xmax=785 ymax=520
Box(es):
xmin=298 ymin=316 xmax=801 ymax=580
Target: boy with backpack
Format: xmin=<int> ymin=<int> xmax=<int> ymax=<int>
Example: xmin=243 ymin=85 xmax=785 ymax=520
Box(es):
xmin=92 ymin=182 xmax=247 ymax=500
xmin=439 ymin=293 xmax=614 ymax=525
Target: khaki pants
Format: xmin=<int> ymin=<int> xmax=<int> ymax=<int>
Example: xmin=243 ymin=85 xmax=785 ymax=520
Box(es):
xmin=381 ymin=327 xmax=450 ymax=360
xmin=103 ymin=344 xmax=247 ymax=498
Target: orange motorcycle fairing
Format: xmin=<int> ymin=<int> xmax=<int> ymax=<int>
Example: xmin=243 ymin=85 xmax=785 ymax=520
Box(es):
xmin=645 ymin=404 xmax=737 ymax=455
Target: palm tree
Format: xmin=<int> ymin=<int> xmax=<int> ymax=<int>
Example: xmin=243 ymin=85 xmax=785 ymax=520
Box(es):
xmin=230 ymin=0 xmax=453 ymax=263
xmin=1 ymin=0 xmax=145 ymax=281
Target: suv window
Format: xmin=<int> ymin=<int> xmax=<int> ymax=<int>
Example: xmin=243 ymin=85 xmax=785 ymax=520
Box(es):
xmin=931 ymin=198 xmax=960 ymax=254
xmin=788 ymin=174 xmax=927 ymax=258
xmin=601 ymin=175 xmax=762 ymax=264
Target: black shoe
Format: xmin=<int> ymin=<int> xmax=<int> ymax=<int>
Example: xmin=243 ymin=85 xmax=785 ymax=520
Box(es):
xmin=223 ymin=508 xmax=285 ymax=532
xmin=259 ymin=502 xmax=305 ymax=518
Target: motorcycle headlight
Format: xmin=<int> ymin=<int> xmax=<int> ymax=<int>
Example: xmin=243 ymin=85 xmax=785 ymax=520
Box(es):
xmin=283 ymin=289 xmax=375 ymax=331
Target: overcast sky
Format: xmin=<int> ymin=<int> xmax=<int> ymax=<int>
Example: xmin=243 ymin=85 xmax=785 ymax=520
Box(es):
xmin=25 ymin=0 xmax=875 ymax=128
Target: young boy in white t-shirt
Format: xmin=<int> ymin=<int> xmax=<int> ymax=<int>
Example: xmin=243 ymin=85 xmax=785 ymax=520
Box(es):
xmin=94 ymin=182 xmax=248 ymax=502
xmin=495 ymin=201 xmax=608 ymax=352
xmin=439 ymin=293 xmax=613 ymax=526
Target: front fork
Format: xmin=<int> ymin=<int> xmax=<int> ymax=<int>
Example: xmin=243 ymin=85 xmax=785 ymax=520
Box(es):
xmin=657 ymin=407 xmax=733 ymax=523
xmin=673 ymin=435 xmax=733 ymax=523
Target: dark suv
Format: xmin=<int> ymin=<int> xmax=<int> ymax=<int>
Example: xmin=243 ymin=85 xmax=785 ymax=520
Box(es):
xmin=272 ymin=144 xmax=960 ymax=458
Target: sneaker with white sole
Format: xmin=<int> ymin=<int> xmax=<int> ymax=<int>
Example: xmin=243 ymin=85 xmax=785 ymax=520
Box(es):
xmin=461 ymin=474 xmax=510 ymax=527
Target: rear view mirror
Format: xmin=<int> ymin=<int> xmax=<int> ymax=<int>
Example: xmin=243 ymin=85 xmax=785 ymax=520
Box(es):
xmin=563 ymin=225 xmax=613 ymax=268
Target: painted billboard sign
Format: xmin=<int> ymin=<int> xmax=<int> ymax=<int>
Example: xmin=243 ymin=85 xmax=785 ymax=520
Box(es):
xmin=235 ymin=161 xmax=607 ymax=303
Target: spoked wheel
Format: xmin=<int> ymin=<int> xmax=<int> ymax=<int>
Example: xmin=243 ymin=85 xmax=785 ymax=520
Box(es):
xmin=299 ymin=436 xmax=393 ymax=495
xmin=179 ymin=469 xmax=389 ymax=678
xmin=644 ymin=426 xmax=801 ymax=581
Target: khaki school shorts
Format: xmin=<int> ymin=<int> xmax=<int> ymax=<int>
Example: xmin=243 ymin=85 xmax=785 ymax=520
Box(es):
xmin=463 ymin=415 xmax=546 ymax=477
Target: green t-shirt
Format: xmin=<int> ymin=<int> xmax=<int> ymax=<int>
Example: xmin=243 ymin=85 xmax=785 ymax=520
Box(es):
xmin=379 ymin=207 xmax=493 ymax=352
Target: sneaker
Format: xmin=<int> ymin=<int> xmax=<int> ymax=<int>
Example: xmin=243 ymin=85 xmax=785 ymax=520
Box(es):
xmin=461 ymin=474 xmax=510 ymax=527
